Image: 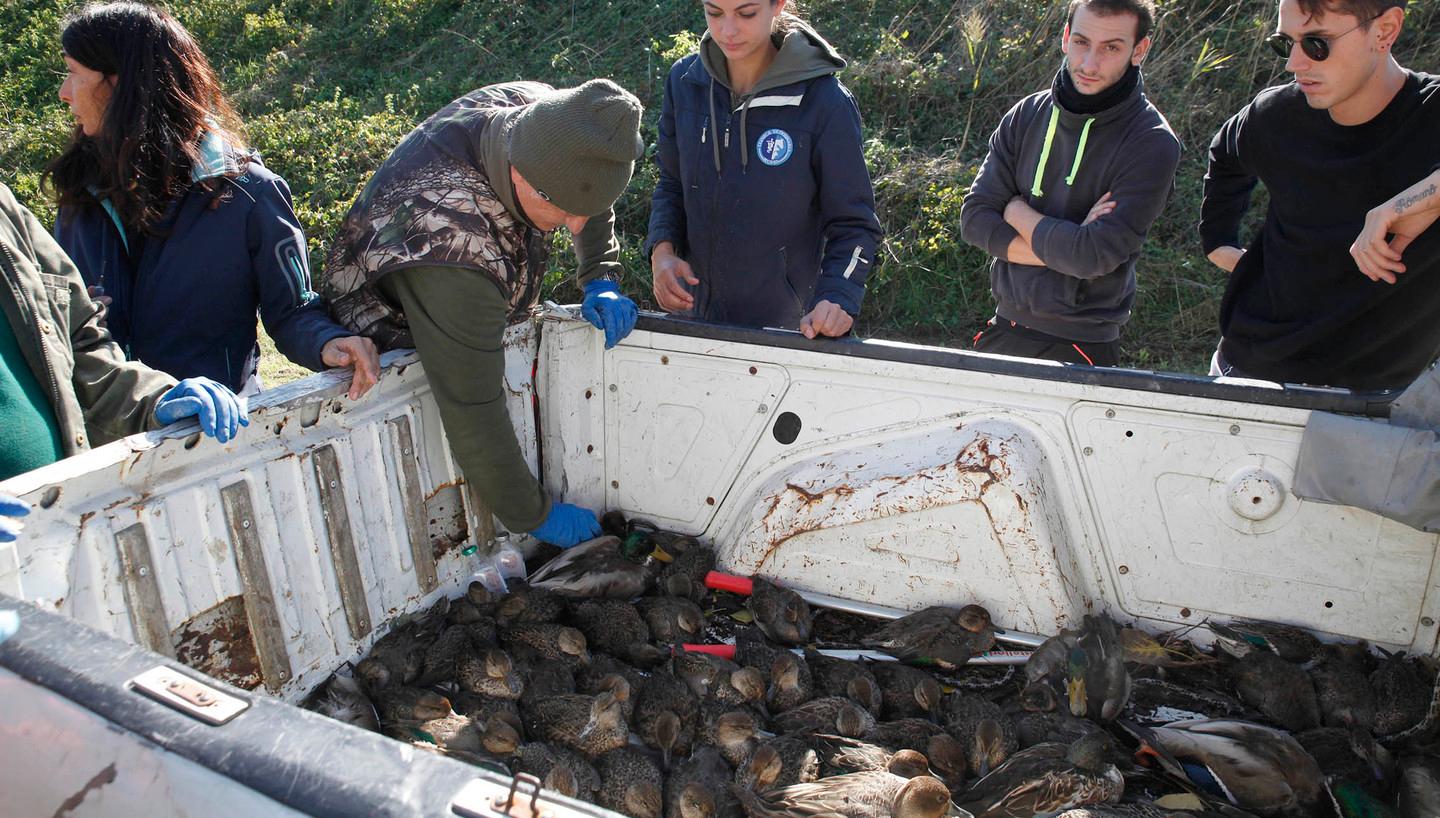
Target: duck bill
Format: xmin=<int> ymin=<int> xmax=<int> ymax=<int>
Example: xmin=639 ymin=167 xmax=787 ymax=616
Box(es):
xmin=649 ymin=543 xmax=675 ymax=563
xmin=1067 ymin=678 xmax=1088 ymax=718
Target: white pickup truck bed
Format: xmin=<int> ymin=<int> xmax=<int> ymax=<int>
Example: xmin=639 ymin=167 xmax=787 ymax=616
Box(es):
xmin=0 ymin=311 xmax=1426 ymax=816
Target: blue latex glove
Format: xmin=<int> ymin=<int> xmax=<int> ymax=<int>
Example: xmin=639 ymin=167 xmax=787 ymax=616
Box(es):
xmin=581 ymin=279 xmax=638 ymax=350
xmin=154 ymin=377 xmax=249 ymax=444
xmin=0 ymin=493 xmax=28 ymax=544
xmin=529 ymin=502 xmax=601 ymax=548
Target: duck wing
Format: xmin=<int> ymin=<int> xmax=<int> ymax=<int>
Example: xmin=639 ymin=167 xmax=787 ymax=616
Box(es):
xmin=734 ymin=770 xmax=906 ymax=818
xmin=962 ymin=766 xmax=1120 ymax=817
xmin=528 ymin=536 xmax=647 ymax=599
xmin=1148 ymin=720 xmax=1321 ymax=814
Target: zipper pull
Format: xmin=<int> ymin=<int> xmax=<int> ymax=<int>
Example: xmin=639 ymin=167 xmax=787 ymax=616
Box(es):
xmin=702 ymin=121 xmax=707 ymax=144
xmin=724 ymin=129 xmax=730 ymax=149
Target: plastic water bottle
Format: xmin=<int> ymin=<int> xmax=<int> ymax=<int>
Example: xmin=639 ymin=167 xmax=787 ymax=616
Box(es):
xmin=462 ymin=543 xmax=508 ymax=594
xmin=461 ymin=534 xmax=525 ymax=594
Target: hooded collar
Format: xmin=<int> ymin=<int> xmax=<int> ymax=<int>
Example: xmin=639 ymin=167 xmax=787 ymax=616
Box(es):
xmin=480 ymin=105 xmax=534 ymax=229
xmin=691 ymin=18 xmax=845 ymax=172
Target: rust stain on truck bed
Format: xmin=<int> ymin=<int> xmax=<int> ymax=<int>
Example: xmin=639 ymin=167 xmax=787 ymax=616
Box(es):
xmin=754 ymin=436 xmax=1026 ymax=572
xmin=171 ymin=595 xmax=264 ymax=690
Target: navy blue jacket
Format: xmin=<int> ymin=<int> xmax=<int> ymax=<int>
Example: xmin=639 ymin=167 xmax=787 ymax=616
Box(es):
xmin=54 ymin=158 xmax=347 ymax=392
xmin=647 ymin=28 xmax=881 ymax=329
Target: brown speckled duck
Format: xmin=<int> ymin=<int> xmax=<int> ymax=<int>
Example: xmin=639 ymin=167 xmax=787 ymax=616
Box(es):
xmin=374 ymin=686 xmax=452 ymax=724
xmin=568 ymin=599 xmax=657 ymax=662
xmin=711 ymin=666 xmax=770 ymax=716
xmin=866 ymin=717 xmax=949 ymax=752
xmin=958 ymin=731 xmax=1124 ymax=818
xmin=1372 ymin=649 xmax=1431 ymax=736
xmin=766 ymin=652 xmax=815 ymax=714
xmin=862 ymin=604 xmax=996 ymax=669
xmin=512 ymin=741 xmax=602 ymax=801
xmin=737 ymin=739 xmax=822 ymax=792
xmin=667 ymin=746 xmax=740 ymax=818
xmin=1310 ymin=642 xmax=1376 ymax=731
xmin=596 ymin=747 xmax=665 ymax=818
xmin=494 ymin=580 xmax=567 ymax=626
xmin=500 ymin=622 xmax=591 ymax=670
xmin=658 ymin=541 xmax=717 ymax=601
xmin=806 ymin=649 xmax=883 ymax=714
xmin=732 ymin=770 xmax=953 ymax=818
xmin=870 ymin=661 xmax=944 ymax=721
xmin=456 ymin=648 xmax=524 ymax=699
xmin=773 ymin=695 xmax=877 ymax=738
xmin=523 ymin=688 xmax=628 ymax=758
xmin=635 ymin=671 xmax=699 ymax=768
xmin=701 ymin=704 xmax=766 ymax=768
xmin=748 ymin=577 xmax=813 ymax=646
xmin=638 ymin=595 xmax=707 ymax=644
xmin=1228 ymin=649 xmax=1320 ymax=732
xmin=943 ymin=693 xmax=1018 ymax=778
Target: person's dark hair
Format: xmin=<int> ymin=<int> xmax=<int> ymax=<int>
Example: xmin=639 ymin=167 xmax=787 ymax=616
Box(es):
xmin=45 ymin=2 xmax=246 ymax=234
xmin=1067 ymin=0 xmax=1157 ymax=42
xmin=771 ymin=0 xmax=807 ymax=42
xmin=1294 ymin=0 xmax=1405 ymax=24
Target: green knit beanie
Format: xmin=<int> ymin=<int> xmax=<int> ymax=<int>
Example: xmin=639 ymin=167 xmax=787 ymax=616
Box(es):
xmin=509 ymin=79 xmax=643 ymax=218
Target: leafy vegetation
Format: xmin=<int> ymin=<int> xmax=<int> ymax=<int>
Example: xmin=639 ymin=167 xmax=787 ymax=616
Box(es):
xmin=3 ymin=0 xmax=1437 ymax=380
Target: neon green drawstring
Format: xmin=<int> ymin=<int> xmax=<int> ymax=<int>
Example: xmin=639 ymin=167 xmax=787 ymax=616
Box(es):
xmin=1030 ymin=106 xmax=1060 ymax=198
xmin=1029 ymin=106 xmax=1097 ymax=197
xmin=1066 ymin=117 xmax=1095 ymax=186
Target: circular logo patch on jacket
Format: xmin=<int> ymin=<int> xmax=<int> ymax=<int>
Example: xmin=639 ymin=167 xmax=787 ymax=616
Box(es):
xmin=756 ymin=129 xmax=794 ymax=166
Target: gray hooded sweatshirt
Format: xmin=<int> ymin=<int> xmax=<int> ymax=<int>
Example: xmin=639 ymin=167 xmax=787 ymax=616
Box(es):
xmin=960 ymin=70 xmax=1180 ymax=343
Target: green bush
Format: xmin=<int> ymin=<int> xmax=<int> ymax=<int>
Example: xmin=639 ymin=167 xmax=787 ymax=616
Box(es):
xmin=3 ymin=0 xmax=1437 ymax=378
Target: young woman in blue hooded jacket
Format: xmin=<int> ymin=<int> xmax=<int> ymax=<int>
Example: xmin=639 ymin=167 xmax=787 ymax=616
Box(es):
xmin=47 ymin=2 xmax=378 ymax=399
xmin=647 ymin=0 xmax=882 ymax=338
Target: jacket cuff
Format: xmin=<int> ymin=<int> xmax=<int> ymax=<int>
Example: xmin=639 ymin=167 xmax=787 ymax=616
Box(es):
xmin=1029 ymin=217 xmax=1061 ymax=263
xmin=307 ymin=325 xmax=351 ymax=372
xmin=643 ymin=231 xmax=682 ymax=263
xmin=1199 ymin=224 xmax=1241 ymax=256
xmin=985 ymin=221 xmax=1022 ymax=260
xmin=812 ymin=279 xmax=864 ymax=317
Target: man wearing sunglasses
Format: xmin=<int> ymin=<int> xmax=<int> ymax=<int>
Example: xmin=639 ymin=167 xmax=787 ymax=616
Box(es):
xmin=1200 ymin=0 xmax=1440 ymax=390
xmin=960 ymin=0 xmax=1180 ymax=367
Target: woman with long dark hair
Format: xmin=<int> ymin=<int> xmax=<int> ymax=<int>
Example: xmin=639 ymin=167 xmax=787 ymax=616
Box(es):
xmin=48 ymin=2 xmax=377 ymax=398
xmin=647 ymin=0 xmax=882 ymax=338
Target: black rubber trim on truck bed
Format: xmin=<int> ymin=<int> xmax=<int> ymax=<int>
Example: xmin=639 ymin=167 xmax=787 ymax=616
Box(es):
xmin=0 ymin=595 xmax=616 ymax=818
xmin=633 ymin=314 xmax=1398 ymax=418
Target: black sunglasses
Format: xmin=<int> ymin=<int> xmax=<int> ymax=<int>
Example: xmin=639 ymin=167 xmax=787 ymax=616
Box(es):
xmin=1266 ymin=15 xmax=1377 ymax=61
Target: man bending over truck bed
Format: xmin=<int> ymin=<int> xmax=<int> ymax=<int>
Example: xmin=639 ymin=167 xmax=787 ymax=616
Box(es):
xmin=959 ymin=0 xmax=1180 ymax=367
xmin=323 ymin=80 xmax=644 ymax=549
xmin=1200 ymin=0 xmax=1440 ymax=390
xmin=0 ymin=182 xmax=247 ymax=543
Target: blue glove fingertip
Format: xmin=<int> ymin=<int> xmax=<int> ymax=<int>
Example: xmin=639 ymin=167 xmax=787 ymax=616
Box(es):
xmin=0 ymin=494 xmax=30 ymax=518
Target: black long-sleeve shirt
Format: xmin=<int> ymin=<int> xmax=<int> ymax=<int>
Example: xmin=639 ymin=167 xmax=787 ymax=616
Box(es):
xmin=1201 ymin=72 xmax=1440 ymax=390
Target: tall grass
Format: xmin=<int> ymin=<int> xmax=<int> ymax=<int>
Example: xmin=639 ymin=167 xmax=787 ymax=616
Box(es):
xmin=2 ymin=0 xmax=1436 ymax=377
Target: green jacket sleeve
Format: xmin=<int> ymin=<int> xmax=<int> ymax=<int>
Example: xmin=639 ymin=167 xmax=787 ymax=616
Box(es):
xmin=0 ymin=184 xmax=174 ymax=449
xmin=574 ymin=207 xmax=623 ymax=286
xmin=380 ymin=265 xmax=550 ymax=532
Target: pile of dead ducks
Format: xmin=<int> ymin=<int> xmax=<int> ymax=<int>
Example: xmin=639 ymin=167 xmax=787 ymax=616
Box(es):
xmin=307 ymin=518 xmax=1440 ymax=818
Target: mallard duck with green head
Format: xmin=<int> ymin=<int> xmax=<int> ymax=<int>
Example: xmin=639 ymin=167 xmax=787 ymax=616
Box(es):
xmin=527 ymin=532 xmax=674 ymax=599
xmin=1124 ymin=718 xmax=1325 ymax=817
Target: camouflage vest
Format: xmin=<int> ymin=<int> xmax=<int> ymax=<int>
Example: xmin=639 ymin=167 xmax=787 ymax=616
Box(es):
xmin=323 ymin=83 xmax=552 ymax=350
